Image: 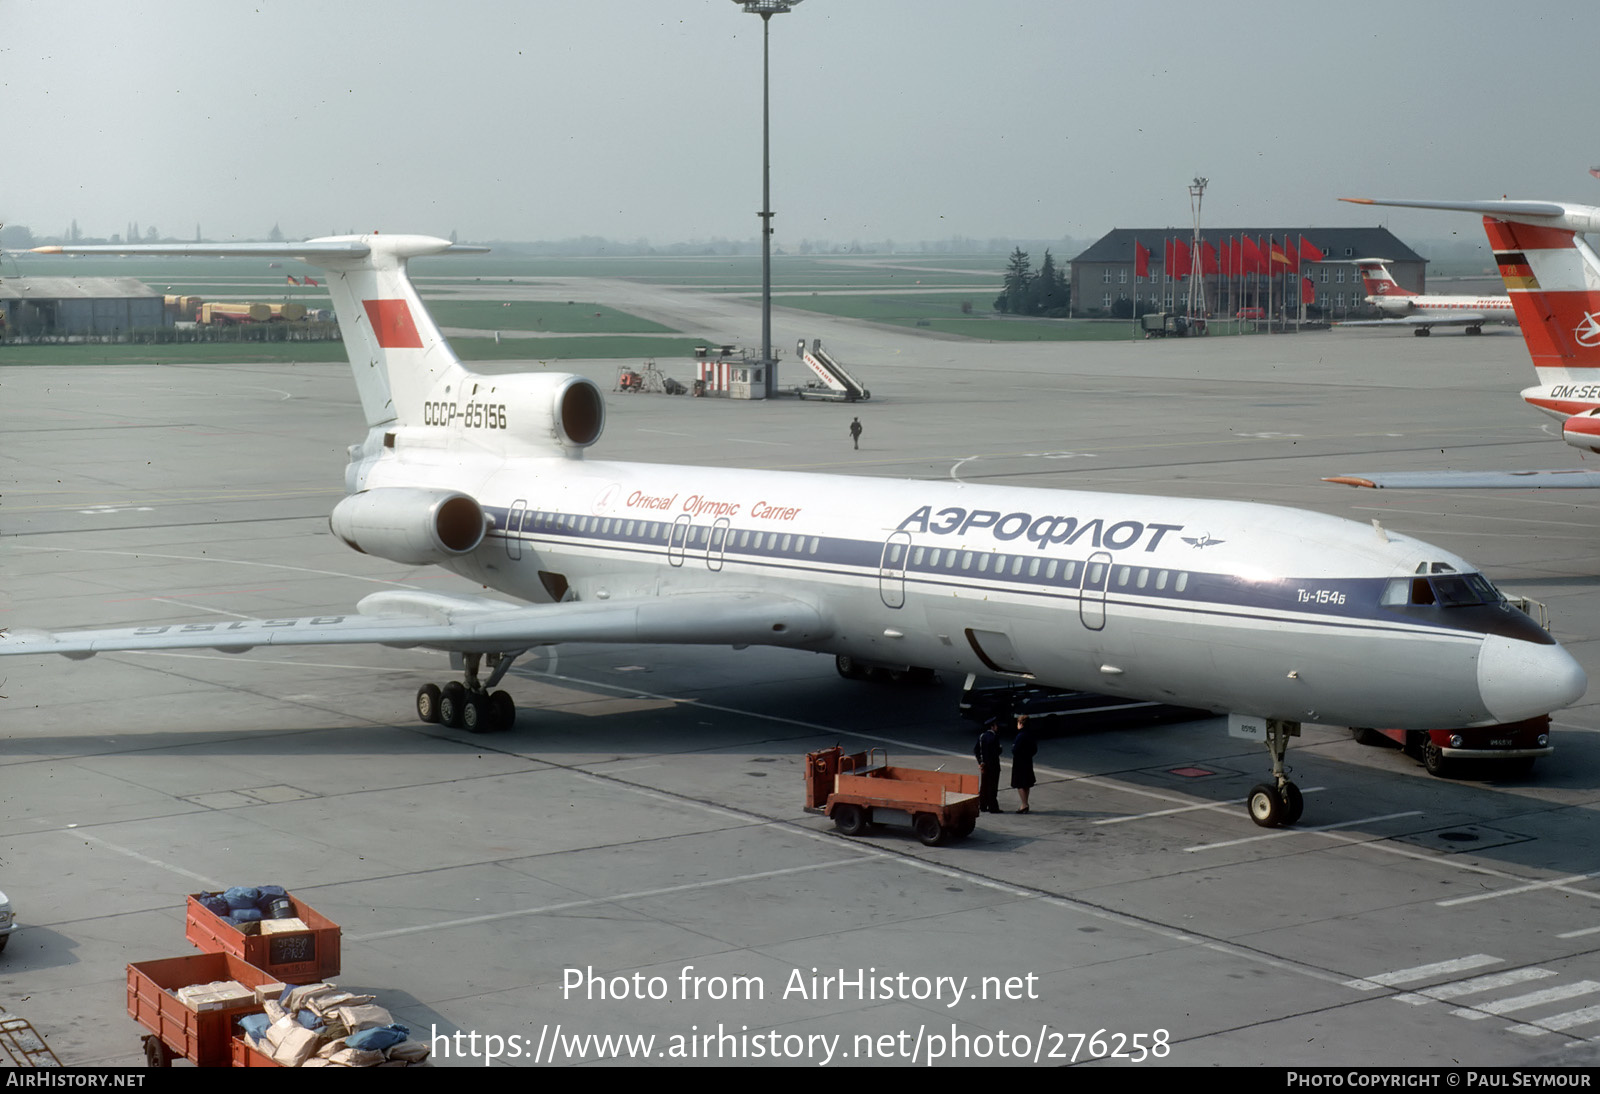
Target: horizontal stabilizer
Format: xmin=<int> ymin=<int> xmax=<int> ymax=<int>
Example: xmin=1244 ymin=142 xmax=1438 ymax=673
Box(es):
xmin=30 ymin=239 xmax=489 ymax=264
xmin=0 ymin=590 xmax=834 ymax=659
xmin=1340 ymin=197 xmax=1600 ymax=233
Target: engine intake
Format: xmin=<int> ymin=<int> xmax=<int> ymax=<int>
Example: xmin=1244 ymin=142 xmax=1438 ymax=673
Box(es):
xmin=329 ymin=488 xmax=487 ymax=565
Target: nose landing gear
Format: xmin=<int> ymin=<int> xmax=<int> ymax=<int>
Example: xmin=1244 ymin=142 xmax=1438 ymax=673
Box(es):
xmin=1246 ymin=718 xmax=1304 ymax=828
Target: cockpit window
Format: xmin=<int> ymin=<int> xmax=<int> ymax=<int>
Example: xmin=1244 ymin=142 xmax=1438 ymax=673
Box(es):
xmin=1384 ymin=572 xmax=1504 ymax=608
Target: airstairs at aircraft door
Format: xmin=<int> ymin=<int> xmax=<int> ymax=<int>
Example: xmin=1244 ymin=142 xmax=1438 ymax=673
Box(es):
xmin=795 ymin=339 xmax=870 ymax=402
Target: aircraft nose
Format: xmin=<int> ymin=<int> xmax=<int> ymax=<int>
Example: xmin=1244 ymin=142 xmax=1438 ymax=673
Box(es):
xmin=1476 ymin=634 xmax=1588 ymax=724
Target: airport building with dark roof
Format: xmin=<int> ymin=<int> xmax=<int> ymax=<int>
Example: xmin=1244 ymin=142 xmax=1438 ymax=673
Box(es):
xmin=1069 ymin=227 xmax=1425 ymax=319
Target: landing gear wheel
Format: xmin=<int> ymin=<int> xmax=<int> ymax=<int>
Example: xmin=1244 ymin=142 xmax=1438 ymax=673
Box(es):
xmin=439 ymin=684 xmax=467 ymax=729
xmin=490 ymin=690 xmax=516 ymax=731
xmin=1281 ymin=781 xmax=1305 ymax=825
xmin=415 ymin=684 xmax=443 ymax=725
xmin=461 ymin=694 xmax=490 ymax=734
xmin=1414 ymin=327 xmax=1431 ymax=337
xmin=835 ymin=654 xmax=866 ymax=680
xmin=833 ymin=803 xmax=868 ymax=836
xmin=913 ymin=813 xmax=946 ymax=846
xmin=1422 ymin=741 xmax=1453 ymax=778
xmin=1247 ymin=783 xmax=1285 ymax=828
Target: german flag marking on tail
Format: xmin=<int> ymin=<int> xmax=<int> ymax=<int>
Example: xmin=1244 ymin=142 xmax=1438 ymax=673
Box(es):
xmin=363 ymin=299 xmax=424 ymax=349
xmin=1494 ymin=251 xmax=1540 ymax=291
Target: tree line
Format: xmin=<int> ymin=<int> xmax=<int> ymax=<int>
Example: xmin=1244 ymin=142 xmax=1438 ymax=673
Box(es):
xmin=994 ymin=248 xmax=1069 ymax=317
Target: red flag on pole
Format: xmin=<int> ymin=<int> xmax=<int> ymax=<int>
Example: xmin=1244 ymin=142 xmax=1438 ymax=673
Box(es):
xmin=1241 ymin=235 xmax=1263 ymax=274
xmin=1200 ymin=240 xmax=1218 ymax=277
xmin=1135 ymin=239 xmax=1150 ymax=279
xmin=304 ymin=275 xmax=320 ymax=287
xmin=1301 ymin=277 xmax=1316 ymax=305
xmin=1299 ymin=236 xmax=1324 ymax=263
xmin=1172 ymin=239 xmax=1191 ymax=278
xmin=1284 ymin=237 xmax=1298 ymax=269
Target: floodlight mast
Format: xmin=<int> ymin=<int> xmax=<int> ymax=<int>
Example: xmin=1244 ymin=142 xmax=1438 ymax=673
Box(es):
xmin=733 ymin=0 xmax=804 ymax=397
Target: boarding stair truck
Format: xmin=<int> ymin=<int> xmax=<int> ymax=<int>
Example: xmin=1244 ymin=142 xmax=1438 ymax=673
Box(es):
xmin=795 ymin=339 xmax=870 ymax=402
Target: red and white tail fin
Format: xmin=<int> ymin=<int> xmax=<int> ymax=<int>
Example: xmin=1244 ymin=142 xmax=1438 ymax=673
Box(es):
xmin=31 ymin=235 xmax=486 ymax=428
xmin=1354 ymin=258 xmax=1412 ymax=298
xmin=1479 ymin=216 xmax=1600 ymax=381
xmin=1342 ymin=198 xmax=1600 ymax=386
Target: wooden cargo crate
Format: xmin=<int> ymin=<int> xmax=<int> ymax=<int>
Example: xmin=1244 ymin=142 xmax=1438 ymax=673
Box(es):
xmin=185 ymin=893 xmax=341 ymax=982
xmin=126 ymin=952 xmax=278 ymax=1068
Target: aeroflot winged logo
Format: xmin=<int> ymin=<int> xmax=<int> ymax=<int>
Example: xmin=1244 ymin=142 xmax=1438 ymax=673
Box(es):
xmin=1575 ymin=312 xmax=1600 ymax=349
xmin=895 ymin=505 xmax=1182 ymax=552
xmin=1181 ymin=533 xmax=1225 ymax=549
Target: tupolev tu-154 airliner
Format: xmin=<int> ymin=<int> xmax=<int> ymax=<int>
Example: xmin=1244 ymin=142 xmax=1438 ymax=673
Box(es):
xmin=2 ymin=236 xmax=1586 ymax=828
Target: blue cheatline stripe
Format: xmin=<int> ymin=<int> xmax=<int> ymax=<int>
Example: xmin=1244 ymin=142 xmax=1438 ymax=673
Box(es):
xmin=479 ymin=506 xmax=1493 ymax=645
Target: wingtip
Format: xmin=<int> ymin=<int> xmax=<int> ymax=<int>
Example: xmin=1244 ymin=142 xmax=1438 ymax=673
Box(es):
xmin=1323 ymin=476 xmax=1379 ymax=489
xmin=1339 ymin=197 xmax=1374 ymax=205
xmin=30 ymin=245 xmax=63 ymax=254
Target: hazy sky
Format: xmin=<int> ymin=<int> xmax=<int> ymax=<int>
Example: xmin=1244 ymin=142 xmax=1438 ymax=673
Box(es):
xmin=6 ymin=0 xmax=1596 ymax=247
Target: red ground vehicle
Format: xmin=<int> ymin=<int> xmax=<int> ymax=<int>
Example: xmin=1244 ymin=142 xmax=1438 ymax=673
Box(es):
xmin=1351 ymin=715 xmax=1552 ymax=777
xmin=184 ymin=892 xmax=341 ymax=983
xmin=126 ymin=952 xmax=277 ymax=1067
xmin=805 ymin=746 xmax=981 ymax=846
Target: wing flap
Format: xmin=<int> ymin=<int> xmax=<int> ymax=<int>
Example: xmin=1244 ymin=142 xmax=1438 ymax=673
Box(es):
xmin=0 ymin=591 xmax=833 ymax=659
xmin=1325 ymin=469 xmax=1600 ymax=489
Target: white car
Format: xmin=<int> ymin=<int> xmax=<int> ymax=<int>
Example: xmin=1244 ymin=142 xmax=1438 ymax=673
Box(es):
xmin=0 ymin=890 xmax=13 ymax=952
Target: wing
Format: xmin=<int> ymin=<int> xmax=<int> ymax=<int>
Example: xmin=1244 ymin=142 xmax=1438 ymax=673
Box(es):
xmin=0 ymin=590 xmax=832 ymax=660
xmin=1325 ymin=470 xmax=1600 ymax=489
xmin=1335 ymin=313 xmax=1491 ymax=329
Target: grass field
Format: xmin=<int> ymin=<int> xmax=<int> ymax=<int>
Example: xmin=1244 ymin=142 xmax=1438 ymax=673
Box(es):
xmin=425 ymin=300 xmax=678 ymax=333
xmin=769 ymin=291 xmax=1149 ymax=340
xmin=0 ymin=335 xmax=715 ymax=367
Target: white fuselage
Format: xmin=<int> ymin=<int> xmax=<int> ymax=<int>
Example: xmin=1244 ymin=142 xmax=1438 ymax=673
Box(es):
xmin=1370 ymin=294 xmax=1517 ymax=322
xmin=355 ymin=437 xmax=1577 ymax=732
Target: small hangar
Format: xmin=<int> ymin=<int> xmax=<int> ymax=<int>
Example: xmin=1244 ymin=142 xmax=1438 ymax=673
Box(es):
xmin=0 ymin=277 xmax=166 ymax=337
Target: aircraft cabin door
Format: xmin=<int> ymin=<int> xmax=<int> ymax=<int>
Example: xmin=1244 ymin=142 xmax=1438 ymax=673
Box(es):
xmin=879 ymin=532 xmax=910 ymax=608
xmin=668 ymin=514 xmax=691 ymax=567
xmin=707 ymin=517 xmax=731 ymax=571
xmin=506 ymin=500 xmax=526 ymax=561
xmin=1080 ymin=550 xmax=1111 ymax=631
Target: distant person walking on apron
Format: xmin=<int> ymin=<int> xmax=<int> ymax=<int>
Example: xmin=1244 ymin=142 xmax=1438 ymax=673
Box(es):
xmin=849 ymin=417 xmax=862 ymax=450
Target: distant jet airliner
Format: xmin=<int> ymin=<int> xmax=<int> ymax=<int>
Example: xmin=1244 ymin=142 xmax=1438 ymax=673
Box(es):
xmin=1335 ymin=256 xmax=1515 ymax=336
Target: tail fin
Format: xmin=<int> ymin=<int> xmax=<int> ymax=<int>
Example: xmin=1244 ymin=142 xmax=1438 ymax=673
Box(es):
xmin=1354 ymin=258 xmax=1411 ymax=298
xmin=310 ymin=235 xmax=484 ymax=427
xmin=32 ymin=235 xmax=487 ymax=428
xmin=1480 ymin=217 xmax=1600 ymax=378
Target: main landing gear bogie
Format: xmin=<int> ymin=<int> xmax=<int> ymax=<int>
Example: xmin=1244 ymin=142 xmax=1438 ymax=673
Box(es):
xmin=835 ymin=654 xmax=937 ymax=685
xmin=415 ymin=651 xmax=521 ymax=734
